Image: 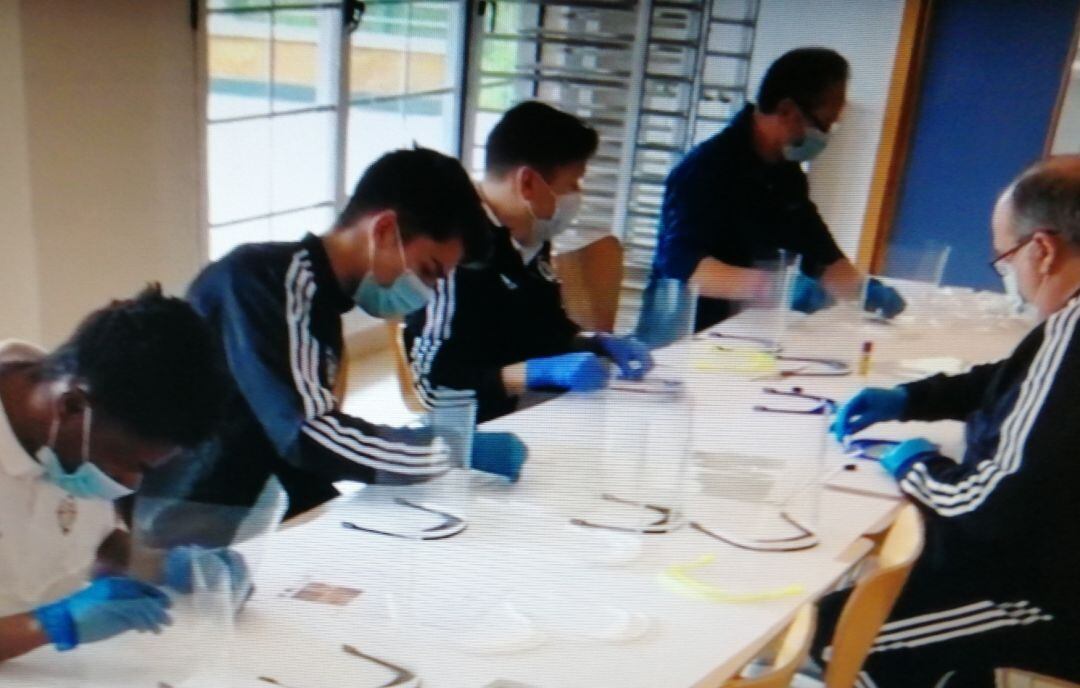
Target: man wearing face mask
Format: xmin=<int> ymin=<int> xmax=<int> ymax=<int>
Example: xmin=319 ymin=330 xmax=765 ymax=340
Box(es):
xmin=141 ymin=148 xmax=527 ymax=524
xmin=405 ymin=101 xmax=654 ymax=421
xmin=819 ymin=157 xmax=1080 ymax=686
xmin=0 ymin=286 xmax=228 ymax=661
xmin=643 ymin=47 xmax=905 ymax=333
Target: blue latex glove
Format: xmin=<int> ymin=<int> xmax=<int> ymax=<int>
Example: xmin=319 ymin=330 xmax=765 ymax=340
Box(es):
xmin=165 ymin=546 xmax=252 ymax=606
xmin=790 ymin=273 xmax=835 ymax=314
xmin=880 ymin=438 xmax=939 ymax=477
xmin=864 ymin=278 xmax=907 ymax=319
xmin=831 ymin=387 xmax=909 ymax=441
xmin=33 ymin=576 xmax=172 ymax=651
xmin=594 ymin=334 xmax=654 ymax=380
xmin=526 ymin=352 xmax=610 ymax=391
xmin=471 ymin=431 xmax=529 ymax=482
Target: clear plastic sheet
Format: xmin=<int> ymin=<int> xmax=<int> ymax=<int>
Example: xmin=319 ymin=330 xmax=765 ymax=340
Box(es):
xmin=633 ymin=277 xmax=700 ymax=348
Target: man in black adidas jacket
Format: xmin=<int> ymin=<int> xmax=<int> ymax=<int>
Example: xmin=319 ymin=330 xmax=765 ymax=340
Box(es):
xmin=823 ymin=156 xmax=1080 ymax=686
xmin=405 ymin=102 xmax=653 ymax=421
xmin=142 ymin=149 xmax=527 ymax=530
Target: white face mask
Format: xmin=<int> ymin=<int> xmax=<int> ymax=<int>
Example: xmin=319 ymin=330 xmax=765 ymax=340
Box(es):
xmin=525 ymin=179 xmax=583 ymax=245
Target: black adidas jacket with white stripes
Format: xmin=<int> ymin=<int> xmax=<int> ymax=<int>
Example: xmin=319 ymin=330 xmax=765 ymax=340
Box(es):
xmin=164 ymin=233 xmax=449 ymax=517
xmin=404 ymin=223 xmax=581 ymax=421
xmin=895 ymin=294 xmax=1080 ymax=614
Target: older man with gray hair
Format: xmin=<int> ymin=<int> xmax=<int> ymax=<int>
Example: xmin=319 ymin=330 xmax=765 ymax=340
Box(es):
xmin=819 ymin=156 xmax=1080 ymax=687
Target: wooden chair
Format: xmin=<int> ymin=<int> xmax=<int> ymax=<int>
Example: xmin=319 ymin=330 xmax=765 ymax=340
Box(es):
xmin=996 ymin=669 xmax=1080 ymax=688
xmin=554 ymin=234 xmax=624 ymax=333
xmin=384 ymin=319 xmax=428 ymax=414
xmin=821 ymin=503 xmax=925 ymax=688
xmin=722 ymin=604 xmax=818 ymax=688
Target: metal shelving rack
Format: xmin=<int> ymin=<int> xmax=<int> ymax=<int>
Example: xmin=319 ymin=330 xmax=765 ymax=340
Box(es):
xmin=460 ymin=0 xmax=760 ymax=328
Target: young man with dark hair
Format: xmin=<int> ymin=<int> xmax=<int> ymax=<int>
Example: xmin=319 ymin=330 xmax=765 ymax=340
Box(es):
xmin=824 ymin=157 xmax=1080 ymax=686
xmin=405 ymin=101 xmax=653 ymax=422
xmin=0 ymin=285 xmax=229 ymax=661
xmin=144 ymin=148 xmax=527 ymax=523
xmin=642 ymin=47 xmax=905 ymax=333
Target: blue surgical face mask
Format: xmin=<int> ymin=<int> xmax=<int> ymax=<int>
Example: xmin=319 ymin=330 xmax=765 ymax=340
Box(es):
xmin=783 ymin=125 xmax=830 ymax=162
xmin=353 ymin=229 xmax=435 ymax=318
xmin=36 ymin=405 xmax=133 ymax=501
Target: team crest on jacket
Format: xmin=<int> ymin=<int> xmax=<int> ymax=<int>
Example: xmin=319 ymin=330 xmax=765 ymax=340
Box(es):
xmin=537 ymin=257 xmax=557 ymax=282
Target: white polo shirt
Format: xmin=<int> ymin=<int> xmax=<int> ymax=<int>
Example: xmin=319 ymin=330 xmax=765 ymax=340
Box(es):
xmin=0 ymin=341 xmax=116 ymax=616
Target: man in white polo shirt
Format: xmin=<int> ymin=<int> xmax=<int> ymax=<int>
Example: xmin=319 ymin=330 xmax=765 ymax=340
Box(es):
xmin=0 ymin=286 xmax=227 ymax=662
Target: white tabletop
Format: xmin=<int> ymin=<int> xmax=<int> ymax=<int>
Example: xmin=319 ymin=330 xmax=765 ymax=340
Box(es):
xmin=1 ymin=290 xmax=1034 ymax=688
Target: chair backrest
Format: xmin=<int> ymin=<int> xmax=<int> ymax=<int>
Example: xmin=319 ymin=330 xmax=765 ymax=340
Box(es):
xmin=385 ymin=320 xmax=428 ymax=414
xmin=724 ymin=604 xmax=818 ymax=688
xmin=824 ymin=503 xmax=925 ymax=688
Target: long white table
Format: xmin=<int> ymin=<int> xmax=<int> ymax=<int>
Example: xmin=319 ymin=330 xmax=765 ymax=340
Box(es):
xmin=0 ymin=289 xmax=1033 ymax=688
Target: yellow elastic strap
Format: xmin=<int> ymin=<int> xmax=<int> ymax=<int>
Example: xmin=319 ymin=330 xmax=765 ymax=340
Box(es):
xmin=661 ymin=554 xmax=804 ymax=603
xmin=692 ymin=350 xmax=778 ymax=374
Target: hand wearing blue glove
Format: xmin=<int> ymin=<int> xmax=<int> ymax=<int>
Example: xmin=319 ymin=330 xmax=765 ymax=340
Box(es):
xmin=831 ymin=387 xmax=909 ymax=441
xmin=526 ymin=352 xmax=610 ymax=391
xmin=33 ymin=576 xmax=172 ymax=651
xmin=471 ymin=431 xmax=528 ymax=482
xmin=790 ymin=273 xmax=835 ymax=314
xmin=165 ymin=546 xmax=253 ymax=606
xmin=864 ymin=278 xmax=907 ymax=319
xmin=594 ymin=334 xmax=654 ymax=380
xmin=880 ymin=437 xmax=939 ymax=477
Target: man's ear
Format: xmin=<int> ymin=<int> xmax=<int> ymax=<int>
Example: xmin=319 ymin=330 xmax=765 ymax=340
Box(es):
xmin=1034 ymin=231 xmax=1060 ymax=276
xmin=775 ymin=97 xmax=801 ymax=121
xmin=369 ymin=209 xmax=399 ymax=248
xmin=57 ymin=383 xmax=89 ymax=422
xmin=515 ymin=166 xmax=539 ymax=203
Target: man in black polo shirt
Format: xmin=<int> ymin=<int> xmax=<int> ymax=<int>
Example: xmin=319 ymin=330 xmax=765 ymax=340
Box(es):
xmin=643 ymin=47 xmax=904 ymax=333
xmin=406 ymin=102 xmax=653 ymax=421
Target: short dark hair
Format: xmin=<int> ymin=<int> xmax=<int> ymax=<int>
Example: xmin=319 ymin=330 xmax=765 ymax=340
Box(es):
xmin=42 ymin=285 xmax=226 ymax=448
xmin=1008 ymin=155 xmax=1080 ymax=246
xmin=485 ymin=101 xmax=599 ymax=179
xmin=756 ymin=47 xmax=849 ymax=114
xmin=336 ymin=147 xmax=489 ymax=260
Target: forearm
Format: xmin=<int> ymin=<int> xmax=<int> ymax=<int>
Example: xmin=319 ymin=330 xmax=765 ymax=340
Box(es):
xmin=821 ymin=258 xmax=863 ymax=300
xmin=690 ymin=258 xmax=771 ymax=300
xmin=0 ymin=613 xmax=50 ymax=662
xmin=501 ymin=363 xmax=527 ymax=395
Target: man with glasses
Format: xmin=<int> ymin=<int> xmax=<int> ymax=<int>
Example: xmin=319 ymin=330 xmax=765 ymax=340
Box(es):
xmin=643 ymin=47 xmax=904 ymax=331
xmin=825 ymin=156 xmax=1080 ymax=686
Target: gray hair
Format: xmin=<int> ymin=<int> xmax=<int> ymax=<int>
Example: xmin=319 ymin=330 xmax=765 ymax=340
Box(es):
xmin=1006 ymin=155 xmax=1080 ymax=246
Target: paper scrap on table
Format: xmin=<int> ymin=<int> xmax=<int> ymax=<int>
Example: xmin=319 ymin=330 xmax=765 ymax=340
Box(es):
xmin=284 ymin=581 xmax=363 ymax=606
xmin=899 ymin=357 xmax=967 ymax=376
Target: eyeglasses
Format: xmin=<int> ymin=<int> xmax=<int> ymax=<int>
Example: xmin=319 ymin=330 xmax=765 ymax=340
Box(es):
xmin=753 ymin=386 xmax=836 ymax=415
xmin=989 ymin=229 xmax=1057 ymax=276
xmin=341 ymin=498 xmax=466 ymax=540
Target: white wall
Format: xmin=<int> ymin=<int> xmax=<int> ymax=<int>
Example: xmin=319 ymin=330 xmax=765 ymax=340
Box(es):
xmin=0 ymin=0 xmax=42 ymax=342
xmin=17 ymin=0 xmax=203 ymax=345
xmin=748 ymin=0 xmax=906 ymax=259
xmin=1051 ymin=57 xmax=1080 ymax=154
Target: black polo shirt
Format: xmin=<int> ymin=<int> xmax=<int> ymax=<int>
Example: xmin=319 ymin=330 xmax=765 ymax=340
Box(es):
xmin=648 ymin=103 xmax=845 ymax=330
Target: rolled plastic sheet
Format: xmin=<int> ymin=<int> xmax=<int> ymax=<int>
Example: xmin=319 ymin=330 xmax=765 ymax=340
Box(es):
xmin=632 ymin=277 xmax=700 ymax=349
